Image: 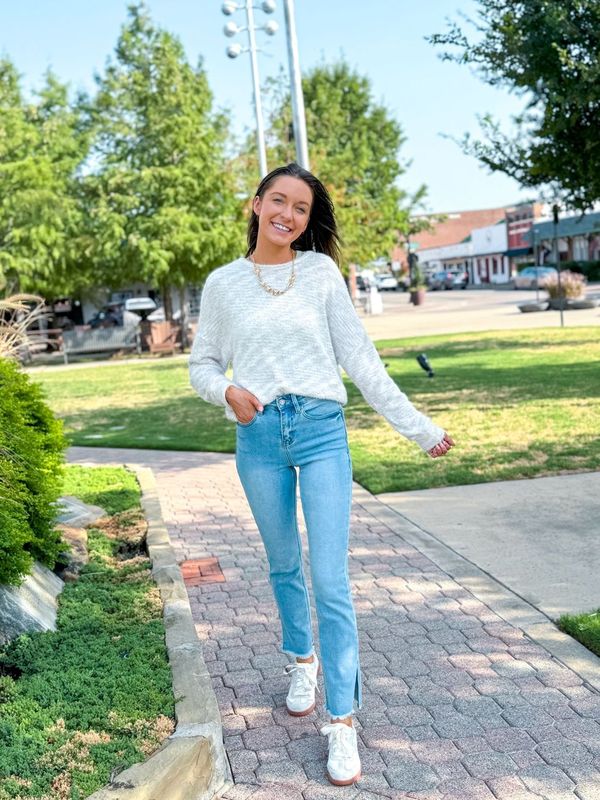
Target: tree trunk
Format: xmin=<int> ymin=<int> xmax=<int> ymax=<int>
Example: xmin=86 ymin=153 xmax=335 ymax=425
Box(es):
xmin=178 ymin=285 xmax=188 ymax=350
xmin=161 ymin=283 xmax=173 ymax=321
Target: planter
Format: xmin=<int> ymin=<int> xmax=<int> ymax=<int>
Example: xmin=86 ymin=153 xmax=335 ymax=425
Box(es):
xmin=518 ymin=301 xmax=549 ymax=313
xmin=569 ymin=298 xmax=598 ymax=310
xmin=548 ymin=297 xmax=583 ymax=310
xmin=410 ymin=288 xmax=426 ymax=306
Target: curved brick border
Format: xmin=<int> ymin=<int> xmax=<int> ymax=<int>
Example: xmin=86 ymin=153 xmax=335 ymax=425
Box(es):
xmin=88 ymin=465 xmax=232 ymax=800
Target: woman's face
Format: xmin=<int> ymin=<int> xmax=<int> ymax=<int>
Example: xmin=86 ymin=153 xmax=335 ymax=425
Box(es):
xmin=253 ymin=176 xmax=313 ymax=250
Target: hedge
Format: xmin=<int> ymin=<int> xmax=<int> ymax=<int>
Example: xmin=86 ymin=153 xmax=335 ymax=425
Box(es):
xmin=0 ymin=358 xmax=67 ymax=585
xmin=562 ymin=260 xmax=600 ymax=282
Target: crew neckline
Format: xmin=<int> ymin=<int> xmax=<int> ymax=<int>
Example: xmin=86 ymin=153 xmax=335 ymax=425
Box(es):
xmin=244 ymin=250 xmax=308 ymax=268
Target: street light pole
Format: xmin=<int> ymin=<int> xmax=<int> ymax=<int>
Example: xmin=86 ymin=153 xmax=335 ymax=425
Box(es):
xmin=222 ymin=1 xmax=278 ymax=179
xmin=282 ymin=0 xmax=309 ymax=169
xmin=245 ymin=0 xmax=268 ymax=177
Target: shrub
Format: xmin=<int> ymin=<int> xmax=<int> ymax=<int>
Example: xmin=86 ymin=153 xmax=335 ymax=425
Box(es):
xmin=562 ymin=260 xmax=600 ymax=282
xmin=543 ymin=269 xmax=587 ymax=299
xmin=0 ymin=358 xmax=67 ymax=585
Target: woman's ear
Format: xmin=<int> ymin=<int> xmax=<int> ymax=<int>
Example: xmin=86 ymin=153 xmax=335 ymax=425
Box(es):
xmin=253 ymin=195 xmax=262 ymax=216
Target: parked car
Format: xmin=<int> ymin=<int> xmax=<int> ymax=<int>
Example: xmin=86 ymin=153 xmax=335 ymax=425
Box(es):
xmin=427 ymin=271 xmax=455 ymax=291
xmin=374 ymin=273 xmax=399 ymax=291
xmin=451 ymin=270 xmax=469 ymax=289
xmin=514 ymin=266 xmax=558 ymax=289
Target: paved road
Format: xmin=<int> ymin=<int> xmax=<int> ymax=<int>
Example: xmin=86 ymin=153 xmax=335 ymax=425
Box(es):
xmin=359 ymin=287 xmax=599 ymax=341
xmin=69 ymin=446 xmax=600 ymax=800
xmin=377 ymin=473 xmax=600 ymax=620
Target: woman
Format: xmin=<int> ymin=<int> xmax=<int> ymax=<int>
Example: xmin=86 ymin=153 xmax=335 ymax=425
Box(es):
xmin=189 ymin=163 xmax=454 ymax=786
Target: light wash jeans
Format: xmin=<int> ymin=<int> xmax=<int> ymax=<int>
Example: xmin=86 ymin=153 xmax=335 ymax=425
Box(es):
xmin=235 ymin=393 xmax=362 ymax=718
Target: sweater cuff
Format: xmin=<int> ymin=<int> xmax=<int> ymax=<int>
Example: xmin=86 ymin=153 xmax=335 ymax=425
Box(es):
xmin=412 ymin=423 xmax=446 ymax=453
xmin=215 ymin=376 xmax=236 ymax=407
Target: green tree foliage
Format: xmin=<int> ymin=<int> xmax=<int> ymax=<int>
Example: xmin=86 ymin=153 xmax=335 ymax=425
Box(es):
xmin=82 ymin=3 xmax=243 ymax=313
xmin=257 ymin=61 xmax=414 ymax=269
xmin=430 ymin=0 xmax=600 ymax=211
xmin=0 ymin=62 xmax=87 ymax=297
xmin=0 ymin=359 xmax=67 ymax=585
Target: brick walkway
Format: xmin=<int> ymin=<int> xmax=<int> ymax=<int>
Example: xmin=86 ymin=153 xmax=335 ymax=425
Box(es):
xmin=69 ymin=448 xmax=600 ymax=800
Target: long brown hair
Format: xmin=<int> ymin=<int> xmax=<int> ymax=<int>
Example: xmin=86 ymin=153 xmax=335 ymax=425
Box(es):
xmin=246 ymin=163 xmax=341 ymax=265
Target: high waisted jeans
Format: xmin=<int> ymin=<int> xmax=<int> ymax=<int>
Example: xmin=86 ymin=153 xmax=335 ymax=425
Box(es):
xmin=235 ymin=393 xmax=362 ymax=718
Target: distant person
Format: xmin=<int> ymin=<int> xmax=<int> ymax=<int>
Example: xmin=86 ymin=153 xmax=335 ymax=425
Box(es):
xmin=189 ymin=163 xmax=454 ymax=786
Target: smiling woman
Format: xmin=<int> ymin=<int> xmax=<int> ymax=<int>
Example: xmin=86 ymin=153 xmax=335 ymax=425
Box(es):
xmin=188 ymin=161 xmax=452 ymax=785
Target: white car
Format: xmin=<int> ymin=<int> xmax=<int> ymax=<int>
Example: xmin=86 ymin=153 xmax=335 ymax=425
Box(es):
xmin=375 ymin=273 xmax=399 ymax=291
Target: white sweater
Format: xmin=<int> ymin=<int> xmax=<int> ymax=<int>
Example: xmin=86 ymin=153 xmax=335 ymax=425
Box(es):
xmin=189 ymin=250 xmax=445 ymax=451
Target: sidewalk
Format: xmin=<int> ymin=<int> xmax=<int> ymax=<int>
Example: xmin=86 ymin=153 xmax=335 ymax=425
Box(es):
xmin=69 ymin=447 xmax=600 ymax=800
xmin=378 ymin=473 xmax=600 ymax=620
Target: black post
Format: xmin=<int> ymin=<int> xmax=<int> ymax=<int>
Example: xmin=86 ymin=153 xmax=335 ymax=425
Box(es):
xmin=552 ymin=203 xmax=564 ymax=328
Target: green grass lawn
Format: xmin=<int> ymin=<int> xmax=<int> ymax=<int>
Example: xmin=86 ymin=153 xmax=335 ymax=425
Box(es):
xmin=31 ymin=327 xmax=600 ymax=494
xmin=0 ymin=467 xmax=175 ymax=799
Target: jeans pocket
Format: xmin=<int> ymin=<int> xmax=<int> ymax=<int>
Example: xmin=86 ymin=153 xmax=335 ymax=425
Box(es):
xmin=300 ymin=398 xmax=342 ymax=421
xmin=236 ymin=411 xmax=259 ymax=427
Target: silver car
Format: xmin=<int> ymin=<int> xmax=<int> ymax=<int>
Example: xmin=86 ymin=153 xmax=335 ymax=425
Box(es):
xmin=514 ymin=266 xmax=558 ymax=289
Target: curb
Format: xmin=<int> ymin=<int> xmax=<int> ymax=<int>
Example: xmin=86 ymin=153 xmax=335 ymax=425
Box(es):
xmin=353 ymin=484 xmax=600 ymax=693
xmin=88 ymin=465 xmax=232 ymax=800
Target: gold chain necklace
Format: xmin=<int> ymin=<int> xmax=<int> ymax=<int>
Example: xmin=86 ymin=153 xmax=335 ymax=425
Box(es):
xmin=250 ymin=251 xmax=297 ymax=296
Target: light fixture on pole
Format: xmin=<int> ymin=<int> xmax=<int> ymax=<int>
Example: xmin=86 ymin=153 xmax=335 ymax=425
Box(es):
xmin=221 ymin=0 xmax=279 ymax=178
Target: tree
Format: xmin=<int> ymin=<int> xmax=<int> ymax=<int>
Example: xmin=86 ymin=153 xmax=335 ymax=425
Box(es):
xmin=256 ymin=61 xmax=415 ymax=269
xmin=82 ymin=3 xmax=243 ymax=316
xmin=0 ymin=62 xmax=87 ymax=297
xmin=430 ymin=0 xmax=600 ymax=212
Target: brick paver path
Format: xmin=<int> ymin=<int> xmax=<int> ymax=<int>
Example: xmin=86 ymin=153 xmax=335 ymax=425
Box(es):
xmin=69 ymin=448 xmax=600 ymax=800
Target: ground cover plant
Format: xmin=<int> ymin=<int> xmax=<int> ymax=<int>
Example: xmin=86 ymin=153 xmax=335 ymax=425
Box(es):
xmin=0 ymin=466 xmax=174 ymax=800
xmin=558 ymin=610 xmax=600 ymax=660
xmin=30 ymin=327 xmax=600 ymax=494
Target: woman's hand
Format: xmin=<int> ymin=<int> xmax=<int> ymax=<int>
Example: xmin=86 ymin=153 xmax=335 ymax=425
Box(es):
xmin=225 ymin=385 xmax=264 ymax=424
xmin=428 ymin=432 xmax=455 ymax=459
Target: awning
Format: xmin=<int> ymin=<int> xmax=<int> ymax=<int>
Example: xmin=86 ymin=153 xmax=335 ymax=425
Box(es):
xmin=505 ymin=247 xmax=531 ymax=257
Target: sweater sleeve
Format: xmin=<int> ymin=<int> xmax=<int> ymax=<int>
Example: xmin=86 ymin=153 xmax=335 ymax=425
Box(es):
xmin=189 ymin=274 xmax=235 ymax=407
xmin=326 ymin=264 xmax=445 ymax=452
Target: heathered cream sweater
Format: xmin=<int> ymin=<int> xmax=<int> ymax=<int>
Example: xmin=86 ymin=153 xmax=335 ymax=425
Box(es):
xmin=189 ymin=250 xmax=445 ymax=451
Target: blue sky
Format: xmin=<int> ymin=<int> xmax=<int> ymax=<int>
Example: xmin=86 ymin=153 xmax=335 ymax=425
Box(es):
xmin=1 ymin=0 xmax=531 ymax=212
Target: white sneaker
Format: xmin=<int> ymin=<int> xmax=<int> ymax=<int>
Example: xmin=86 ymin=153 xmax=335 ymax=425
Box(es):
xmin=320 ymin=722 xmax=361 ymax=786
xmin=284 ymin=655 xmax=319 ymax=716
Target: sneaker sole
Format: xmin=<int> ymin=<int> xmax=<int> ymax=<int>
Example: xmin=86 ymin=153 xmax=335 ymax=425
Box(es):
xmin=286 ymin=700 xmax=316 ymax=717
xmin=326 ymin=770 xmax=361 ymax=786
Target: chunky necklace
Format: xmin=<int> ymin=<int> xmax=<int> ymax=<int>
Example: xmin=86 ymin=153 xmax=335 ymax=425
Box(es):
xmin=250 ymin=251 xmax=297 ymax=296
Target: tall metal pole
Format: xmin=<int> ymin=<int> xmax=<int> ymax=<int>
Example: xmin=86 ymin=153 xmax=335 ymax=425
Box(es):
xmin=283 ymin=0 xmax=310 ymax=169
xmin=552 ymin=203 xmax=564 ymax=328
xmin=246 ymin=0 xmax=268 ymax=177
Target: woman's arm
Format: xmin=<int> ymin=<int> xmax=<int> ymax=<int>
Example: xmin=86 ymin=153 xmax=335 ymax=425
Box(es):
xmin=189 ymin=275 xmax=235 ymax=407
xmin=326 ymin=264 xmax=446 ymax=452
